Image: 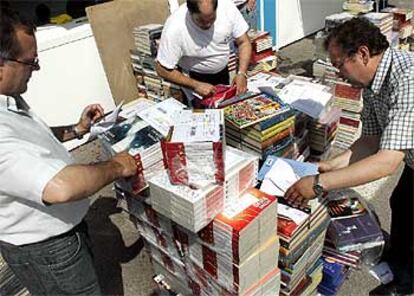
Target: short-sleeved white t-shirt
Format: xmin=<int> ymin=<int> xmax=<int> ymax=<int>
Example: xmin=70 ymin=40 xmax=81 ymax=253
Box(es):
xmin=157 ymin=0 xmax=249 ymax=74
xmin=0 ymin=95 xmax=89 ymax=245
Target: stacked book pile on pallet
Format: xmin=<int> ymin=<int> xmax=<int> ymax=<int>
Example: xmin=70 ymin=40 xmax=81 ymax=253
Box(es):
xmin=102 ymin=98 xmax=282 ymax=295
xmin=130 ymin=24 xmax=184 ymax=102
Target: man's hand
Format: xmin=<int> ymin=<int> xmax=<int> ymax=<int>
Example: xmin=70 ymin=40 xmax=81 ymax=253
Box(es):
xmin=284 ymin=175 xmax=317 ymax=208
xmin=76 ymin=104 xmax=105 ymax=133
xmin=247 ymin=0 xmax=256 ymax=11
xmin=232 ymin=74 xmax=248 ymax=95
xmin=194 ymin=81 xmax=216 ymax=97
xmin=112 ymin=151 xmax=137 ymax=178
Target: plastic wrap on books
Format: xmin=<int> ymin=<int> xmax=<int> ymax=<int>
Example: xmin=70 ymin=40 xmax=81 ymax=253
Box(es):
xmin=161 ymin=139 xmax=225 ymax=188
xmin=198 ymin=85 xmax=237 ymax=109
xmin=184 ymin=235 xmax=279 ymax=295
xmin=326 ymin=189 xmax=385 ymax=261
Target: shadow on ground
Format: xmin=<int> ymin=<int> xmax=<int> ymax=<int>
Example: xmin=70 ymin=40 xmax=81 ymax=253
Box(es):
xmin=85 ymin=196 xmax=144 ymax=296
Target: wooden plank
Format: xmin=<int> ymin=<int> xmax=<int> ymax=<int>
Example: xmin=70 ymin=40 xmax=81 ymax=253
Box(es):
xmin=86 ymin=0 xmax=173 ymax=104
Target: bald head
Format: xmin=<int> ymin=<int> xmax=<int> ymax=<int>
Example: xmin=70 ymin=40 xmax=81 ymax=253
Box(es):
xmin=188 ymin=0 xmax=218 ymax=30
xmin=187 ymin=0 xmax=218 ymax=14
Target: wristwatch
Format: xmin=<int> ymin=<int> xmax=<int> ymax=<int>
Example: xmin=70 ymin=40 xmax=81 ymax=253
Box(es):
xmin=313 ymin=174 xmax=325 ymax=196
xmin=237 ymin=71 xmax=248 ymax=79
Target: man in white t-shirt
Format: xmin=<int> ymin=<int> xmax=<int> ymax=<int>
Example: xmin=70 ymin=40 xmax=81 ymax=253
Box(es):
xmin=0 ymin=9 xmax=137 ymax=295
xmin=156 ymin=0 xmax=252 ymax=105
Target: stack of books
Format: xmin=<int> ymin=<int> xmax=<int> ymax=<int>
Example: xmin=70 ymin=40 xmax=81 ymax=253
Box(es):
xmin=122 ymin=187 xmax=281 ymax=296
xmin=150 ymin=146 xmax=258 ymax=233
xmin=225 ymin=91 xmax=295 ymax=160
xmin=277 ymin=202 xmax=330 ymax=296
xmin=257 ymin=156 xmax=330 ymax=296
xmin=130 ymin=24 xmax=184 ymax=102
xmin=342 ymin=0 xmax=374 ymax=14
xmin=161 ymin=109 xmax=225 ymax=188
xmin=247 ymin=30 xmax=277 ymax=75
xmin=149 ymin=171 xmax=225 ymax=233
xmin=133 ymin=24 xmax=163 ymax=57
xmin=332 ymin=82 xmax=363 ymax=149
xmin=382 ymin=7 xmax=414 ymax=50
xmin=326 ymin=191 xmax=384 ymax=253
xmin=293 ymin=111 xmax=311 ymax=161
xmin=187 ymin=260 xmax=281 ymax=295
xmin=363 ymin=12 xmax=394 ymax=42
xmin=308 ymin=107 xmax=341 ymax=161
xmin=187 ymin=188 xmax=279 ymax=294
xmin=322 ymin=241 xmax=362 ymax=269
xmin=99 ymin=116 xmax=164 ymax=196
xmin=129 ymin=49 xmax=146 ymax=97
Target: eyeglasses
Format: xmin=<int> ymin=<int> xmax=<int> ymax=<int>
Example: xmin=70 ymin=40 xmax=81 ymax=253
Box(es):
xmin=5 ymin=57 xmax=39 ymax=69
xmin=332 ymin=56 xmax=351 ymax=70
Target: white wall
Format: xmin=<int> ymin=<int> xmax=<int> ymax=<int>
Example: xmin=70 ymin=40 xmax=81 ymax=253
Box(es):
xmin=276 ymin=0 xmax=343 ymax=48
xmin=24 ymin=19 xmax=115 ymax=127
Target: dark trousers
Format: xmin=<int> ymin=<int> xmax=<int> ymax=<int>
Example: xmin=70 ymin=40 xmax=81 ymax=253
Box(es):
xmin=387 ymin=165 xmax=414 ymax=293
xmin=0 ymin=221 xmax=101 ymax=296
xmin=189 ymin=66 xmax=230 ymax=86
xmin=188 ymin=66 xmax=230 ymax=109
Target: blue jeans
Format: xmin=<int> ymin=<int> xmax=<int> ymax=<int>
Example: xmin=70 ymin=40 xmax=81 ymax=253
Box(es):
xmin=0 ymin=222 xmax=101 ymax=296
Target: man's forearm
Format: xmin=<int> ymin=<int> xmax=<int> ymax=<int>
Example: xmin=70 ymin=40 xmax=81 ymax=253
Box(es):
xmin=51 ymin=124 xmax=87 ymax=142
xmin=155 ymin=63 xmax=198 ymax=90
xmin=325 ymin=135 xmax=380 ymax=170
xmin=43 ymin=160 xmax=126 ymax=204
xmin=236 ymin=37 xmax=252 ymax=74
xmin=320 ymin=149 xmax=404 ymax=191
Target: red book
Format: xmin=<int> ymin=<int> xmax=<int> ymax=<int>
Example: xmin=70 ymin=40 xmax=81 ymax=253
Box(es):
xmin=199 ymin=85 xmax=237 ymax=108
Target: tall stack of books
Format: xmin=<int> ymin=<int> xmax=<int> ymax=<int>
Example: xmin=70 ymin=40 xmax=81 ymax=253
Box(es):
xmin=343 ymin=0 xmax=374 ymax=14
xmin=133 ymin=24 xmax=163 ymax=57
xmin=102 ymin=97 xmax=282 ymax=294
xmin=332 ymin=82 xmax=363 ymax=149
xmin=116 ymin=154 xmax=280 ymax=295
xmin=130 ymin=24 xmax=184 ymax=102
xmin=277 ymin=199 xmax=329 ymax=296
xmin=382 ymin=7 xmax=414 ymax=50
xmin=247 ymin=30 xmax=278 ymax=76
xmin=257 ymin=156 xmax=330 ymax=296
xmin=363 ymin=12 xmax=394 ymax=42
xmin=186 ymin=188 xmax=280 ymax=295
xmin=308 ymin=107 xmax=341 ymax=161
xmin=224 ymin=92 xmax=296 ymax=160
